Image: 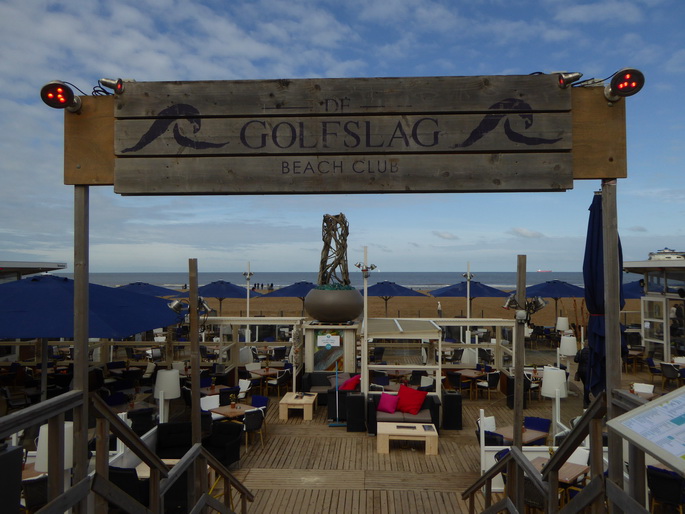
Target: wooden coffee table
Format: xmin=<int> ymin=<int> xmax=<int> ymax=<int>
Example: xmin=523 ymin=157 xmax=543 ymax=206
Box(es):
xmin=279 ymin=392 xmax=318 ymax=421
xmin=377 ymin=422 xmax=438 ymax=455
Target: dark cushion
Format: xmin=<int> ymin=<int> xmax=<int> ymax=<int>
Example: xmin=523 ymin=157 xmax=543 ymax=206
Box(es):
xmin=156 ymin=422 xmax=192 ymax=459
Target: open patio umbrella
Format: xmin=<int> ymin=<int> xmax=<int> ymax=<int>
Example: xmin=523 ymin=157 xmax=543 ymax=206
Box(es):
xmin=431 ymin=281 xmax=508 ymax=316
xmin=0 ymin=274 xmax=180 ymax=339
xmin=365 ymin=281 xmax=426 ymax=317
xmin=190 ymin=280 xmax=261 ymax=316
xmin=257 ymin=281 xmax=317 ymax=316
xmin=622 ymin=279 xmax=646 ymax=299
xmin=583 ymin=194 xmax=626 ymax=396
xmin=525 ymin=280 xmax=585 ymax=322
xmin=117 ymin=281 xmax=183 ymax=297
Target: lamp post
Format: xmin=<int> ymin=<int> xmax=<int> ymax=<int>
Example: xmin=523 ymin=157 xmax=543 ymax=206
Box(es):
xmin=355 ymin=247 xmax=376 ymax=395
xmin=463 ymin=263 xmax=474 ymax=344
xmin=243 ymin=262 xmax=254 ymax=343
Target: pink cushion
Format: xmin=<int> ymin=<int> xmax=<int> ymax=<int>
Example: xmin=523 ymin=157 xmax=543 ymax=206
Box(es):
xmin=377 ymin=393 xmax=399 ymax=414
xmin=396 ymin=384 xmax=428 ymax=415
xmin=339 ymin=374 xmax=361 ymax=391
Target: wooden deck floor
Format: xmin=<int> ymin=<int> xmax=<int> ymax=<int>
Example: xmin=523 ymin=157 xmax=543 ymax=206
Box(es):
xmin=210 ymin=349 xmax=655 ymax=513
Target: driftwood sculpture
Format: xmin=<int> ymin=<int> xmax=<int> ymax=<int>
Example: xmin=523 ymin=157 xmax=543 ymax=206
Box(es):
xmin=305 ymin=213 xmax=363 ymax=322
xmin=317 ymin=213 xmax=351 ymax=286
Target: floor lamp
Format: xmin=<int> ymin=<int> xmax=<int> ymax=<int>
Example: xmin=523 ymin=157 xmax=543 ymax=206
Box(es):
xmin=35 ymin=421 xmax=74 ymax=494
xmin=155 ymin=369 xmax=181 ymax=423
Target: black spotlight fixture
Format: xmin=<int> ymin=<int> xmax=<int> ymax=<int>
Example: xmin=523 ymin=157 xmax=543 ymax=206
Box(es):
xmin=99 ymin=78 xmax=125 ymax=94
xmin=604 ymin=68 xmax=645 ymax=102
xmin=557 ymin=72 xmax=583 ymax=88
xmin=40 ymin=80 xmax=82 ymax=112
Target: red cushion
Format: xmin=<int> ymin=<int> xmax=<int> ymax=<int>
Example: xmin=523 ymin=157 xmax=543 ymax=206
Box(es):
xmin=377 ymin=393 xmax=399 ymax=414
xmin=396 ymin=384 xmax=428 ymax=415
xmin=339 ymin=374 xmax=361 ymax=391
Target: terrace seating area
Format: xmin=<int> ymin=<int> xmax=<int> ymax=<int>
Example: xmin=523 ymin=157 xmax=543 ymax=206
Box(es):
xmin=2 ymin=338 xmax=678 ymax=512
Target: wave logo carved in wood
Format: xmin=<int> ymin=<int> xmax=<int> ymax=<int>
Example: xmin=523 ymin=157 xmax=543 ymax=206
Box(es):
xmin=122 ymin=104 xmax=229 ymax=153
xmin=453 ymin=98 xmax=562 ymax=148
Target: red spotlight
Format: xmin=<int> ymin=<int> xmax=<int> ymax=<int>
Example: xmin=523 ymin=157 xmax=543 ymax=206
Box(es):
xmin=40 ymin=81 xmax=82 ymax=112
xmin=605 ymin=68 xmax=645 ymax=101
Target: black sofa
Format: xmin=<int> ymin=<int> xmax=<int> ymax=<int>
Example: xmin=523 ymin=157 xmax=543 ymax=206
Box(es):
xmin=302 ymin=371 xmax=351 ymax=406
xmin=366 ymin=393 xmax=441 ymax=435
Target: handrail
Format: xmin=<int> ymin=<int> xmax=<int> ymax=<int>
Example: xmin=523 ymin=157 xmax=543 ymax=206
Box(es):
xmin=91 ymin=393 xmax=168 ymax=479
xmin=461 ymin=393 xmax=605 ymax=513
xmin=0 ymin=390 xmax=82 ymax=439
xmin=540 ymin=393 xmax=606 ymax=481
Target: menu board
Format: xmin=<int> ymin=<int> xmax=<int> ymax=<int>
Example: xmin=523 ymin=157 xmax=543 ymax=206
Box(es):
xmin=607 ymin=388 xmax=685 ymax=474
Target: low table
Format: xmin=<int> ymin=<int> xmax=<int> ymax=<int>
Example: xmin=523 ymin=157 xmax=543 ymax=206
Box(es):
xmin=377 ymin=422 xmax=438 ymax=456
xmin=279 ymin=392 xmax=318 ymax=421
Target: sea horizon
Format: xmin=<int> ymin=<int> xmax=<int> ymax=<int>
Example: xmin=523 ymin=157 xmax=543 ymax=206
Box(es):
xmin=47 ymin=270 xmax=610 ymax=291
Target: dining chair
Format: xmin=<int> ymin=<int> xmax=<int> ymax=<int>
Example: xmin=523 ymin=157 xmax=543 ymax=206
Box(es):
xmin=661 ymin=363 xmax=680 ymax=390
xmin=646 ymin=357 xmax=662 ymax=383
xmin=266 ymin=369 xmax=291 ymax=397
xmin=647 ymin=465 xmax=685 ymax=514
xmin=108 ymin=466 xmax=150 ymax=508
xmin=476 ymin=371 xmax=501 ymax=400
xmin=22 ymin=475 xmax=48 ymax=514
xmin=236 ymin=408 xmax=266 ymax=452
xmin=524 ymin=372 xmax=541 ymax=401
xmin=237 ymin=379 xmax=253 ymax=400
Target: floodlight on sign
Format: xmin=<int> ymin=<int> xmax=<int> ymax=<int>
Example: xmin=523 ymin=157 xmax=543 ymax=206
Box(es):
xmin=604 ymin=68 xmax=645 ymax=101
xmin=40 ymin=81 xmax=82 ymax=112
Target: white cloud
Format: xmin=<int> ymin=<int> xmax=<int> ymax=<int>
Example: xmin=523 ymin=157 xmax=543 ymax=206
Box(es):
xmin=554 ymin=2 xmax=644 ymax=24
xmin=433 ymin=231 xmax=459 ymax=240
xmin=507 ymin=228 xmax=545 ymax=239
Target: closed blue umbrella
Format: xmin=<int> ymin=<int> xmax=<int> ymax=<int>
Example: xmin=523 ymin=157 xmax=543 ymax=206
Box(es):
xmin=117 ymin=281 xmax=183 ymax=297
xmin=0 ymin=274 xmax=180 ymax=339
xmin=583 ymin=194 xmax=626 ymax=396
xmin=366 ymin=281 xmax=426 ymax=317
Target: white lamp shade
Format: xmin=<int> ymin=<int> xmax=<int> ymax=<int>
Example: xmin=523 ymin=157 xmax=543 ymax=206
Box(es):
xmin=154 ymin=369 xmax=181 ymax=400
xmin=556 ymin=317 xmax=570 ymax=332
xmin=559 ymin=336 xmax=578 ymax=357
xmin=461 ymin=348 xmax=478 ymax=365
xmin=35 ymin=421 xmax=74 ymax=472
xmin=540 ymin=366 xmax=568 ymax=398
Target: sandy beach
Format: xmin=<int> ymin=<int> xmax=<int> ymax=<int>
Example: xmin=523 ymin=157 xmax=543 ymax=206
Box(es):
xmin=202 ymin=289 xmax=642 ymax=329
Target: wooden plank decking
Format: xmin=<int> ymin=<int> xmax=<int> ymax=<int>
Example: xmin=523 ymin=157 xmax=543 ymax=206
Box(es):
xmin=207 ymin=349 xmax=654 ymax=513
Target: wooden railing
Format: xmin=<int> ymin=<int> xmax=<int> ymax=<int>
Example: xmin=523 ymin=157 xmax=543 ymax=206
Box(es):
xmin=0 ymin=389 xmax=254 ymax=513
xmin=461 ymin=392 xmax=650 ymax=513
xmin=89 ymin=392 xmax=254 ymax=513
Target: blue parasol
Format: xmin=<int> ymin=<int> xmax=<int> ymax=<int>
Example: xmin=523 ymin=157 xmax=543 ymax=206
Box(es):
xmin=257 ymin=281 xmax=317 ymax=316
xmin=583 ymin=194 xmax=626 ymax=396
xmin=525 ymin=280 xmax=585 ymax=321
xmin=622 ymin=279 xmax=646 ymax=299
xmin=431 ymin=281 xmax=508 ymax=317
xmin=365 ymin=281 xmax=426 ymax=317
xmin=431 ymin=281 xmax=509 ymax=298
xmin=178 ymin=280 xmax=262 ymax=316
xmin=117 ymin=281 xmax=183 ymax=297
xmin=0 ymin=274 xmax=180 ymax=339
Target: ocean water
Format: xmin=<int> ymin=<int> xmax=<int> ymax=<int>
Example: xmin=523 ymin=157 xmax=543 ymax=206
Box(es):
xmin=52 ymin=270 xmax=590 ymax=291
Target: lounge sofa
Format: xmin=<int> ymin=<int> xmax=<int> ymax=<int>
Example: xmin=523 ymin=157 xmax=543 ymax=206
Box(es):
xmin=302 ymin=371 xmax=352 ymax=406
xmin=366 ymin=389 xmax=441 ymax=435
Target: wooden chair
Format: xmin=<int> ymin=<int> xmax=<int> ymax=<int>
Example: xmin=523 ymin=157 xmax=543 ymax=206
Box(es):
xmin=661 ymin=363 xmax=680 ymax=390
xmin=476 ymin=371 xmax=500 ymax=400
xmin=647 ymin=465 xmax=685 ymax=514
xmin=234 ymin=408 xmax=266 ymax=452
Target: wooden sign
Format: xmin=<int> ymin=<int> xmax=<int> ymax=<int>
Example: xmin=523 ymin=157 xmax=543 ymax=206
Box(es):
xmin=111 ymin=75 xmax=574 ymax=195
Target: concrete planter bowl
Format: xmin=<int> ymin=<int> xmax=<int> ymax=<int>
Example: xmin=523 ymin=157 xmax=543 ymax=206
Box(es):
xmin=304 ymin=288 xmax=364 ymax=323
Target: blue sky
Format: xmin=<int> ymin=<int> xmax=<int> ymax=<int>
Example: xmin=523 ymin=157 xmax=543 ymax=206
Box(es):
xmin=1 ymin=0 xmax=684 ymax=274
